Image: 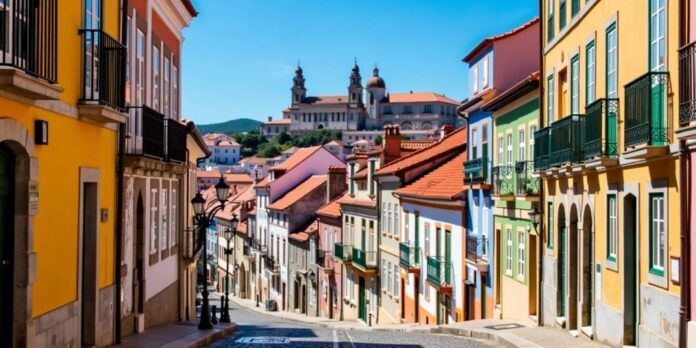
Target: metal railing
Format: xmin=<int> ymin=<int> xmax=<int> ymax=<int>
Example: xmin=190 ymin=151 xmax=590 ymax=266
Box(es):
xmin=549 ymin=114 xmax=585 ymax=167
xmin=534 ymin=127 xmax=550 ymax=171
xmin=334 ymin=243 xmax=352 ymax=262
xmin=0 ymin=0 xmax=57 ymax=83
xmin=352 ymin=248 xmax=377 ymax=269
xmin=680 ymin=42 xmax=696 ymax=126
xmin=399 ymin=242 xmax=420 ymax=268
xmin=624 ymin=71 xmax=669 ymax=148
xmin=79 ymin=29 xmax=126 ymax=111
xmin=491 ymin=165 xmax=514 ymax=196
xmin=584 ymin=98 xmax=619 ymax=158
xmin=465 ymin=235 xmax=478 ymax=263
xmin=515 ymin=161 xmax=539 ymax=195
xmin=464 ymin=156 xmax=488 ymax=184
xmin=426 ymin=257 xmax=452 ymax=286
xmin=125 ymin=106 xmax=164 ymax=159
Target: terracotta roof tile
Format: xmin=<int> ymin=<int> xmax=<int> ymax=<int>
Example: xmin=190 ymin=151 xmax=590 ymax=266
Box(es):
xmin=395 ymin=151 xmax=467 ymax=201
xmin=271 ymin=146 xmax=322 ymax=172
xmin=223 ymin=173 xmax=254 ymax=184
xmin=267 ymin=175 xmax=327 ymax=211
xmin=353 ymin=167 xmax=369 ymax=179
xmin=317 ymin=194 xmax=345 ymax=218
xmin=303 ymin=95 xmax=349 ymax=105
xmin=386 ymin=92 xmax=459 ymax=105
xmin=401 ymin=140 xmax=436 ymax=151
xmin=240 ymin=156 xmax=268 ymax=165
xmin=337 ymin=192 xmax=377 ymax=209
xmin=289 ymin=232 xmax=310 ymax=243
xmin=264 ymin=118 xmax=292 ymax=125
xmin=197 ymin=170 xmax=221 ymax=179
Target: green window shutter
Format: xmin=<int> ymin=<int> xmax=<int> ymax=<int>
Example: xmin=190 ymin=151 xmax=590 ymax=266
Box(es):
xmin=571 ymin=0 xmax=580 ymax=17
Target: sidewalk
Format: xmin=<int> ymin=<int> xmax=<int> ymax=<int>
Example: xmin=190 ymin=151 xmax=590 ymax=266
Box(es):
xmin=117 ymin=321 xmax=237 ymax=348
xmin=229 ymin=295 xmax=608 ymax=347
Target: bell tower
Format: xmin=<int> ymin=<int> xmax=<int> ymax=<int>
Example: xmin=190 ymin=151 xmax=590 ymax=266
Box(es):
xmin=348 ymin=60 xmax=363 ymax=107
xmin=291 ymin=64 xmax=306 ymax=106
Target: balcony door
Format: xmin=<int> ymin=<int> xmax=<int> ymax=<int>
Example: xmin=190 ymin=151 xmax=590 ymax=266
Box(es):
xmin=0 ymin=144 xmax=14 ymax=348
xmin=650 ymin=0 xmax=666 ymax=145
xmin=84 ymin=0 xmax=102 ymax=100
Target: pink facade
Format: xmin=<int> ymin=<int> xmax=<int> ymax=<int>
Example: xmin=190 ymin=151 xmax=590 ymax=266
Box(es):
xmin=493 ymin=20 xmax=540 ymax=93
xmin=318 ymin=216 xmax=342 ymax=319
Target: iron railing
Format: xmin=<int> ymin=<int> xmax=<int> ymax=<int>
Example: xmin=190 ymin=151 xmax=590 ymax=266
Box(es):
xmin=680 ymin=42 xmax=696 ymax=126
xmin=426 ymin=257 xmax=452 ymax=286
xmin=334 ymin=243 xmax=352 ymax=262
xmin=125 ymin=106 xmax=164 ymax=159
xmin=464 ymin=156 xmax=488 ymax=184
xmin=549 ymin=114 xmax=585 ymax=167
xmin=0 ymin=0 xmax=57 ymax=83
xmin=264 ymin=255 xmax=277 ymax=271
xmin=316 ymin=249 xmax=326 ymax=266
xmin=352 ymin=248 xmax=377 ymax=269
xmin=166 ymin=118 xmax=187 ymax=163
xmin=584 ymin=98 xmax=619 ymax=158
xmin=624 ymin=71 xmax=669 ymax=148
xmin=491 ymin=165 xmax=514 ymax=196
xmin=465 ymin=234 xmax=478 ymax=263
xmin=79 ymin=29 xmax=126 ymax=111
xmin=515 ymin=161 xmax=539 ymax=195
xmin=399 ymin=242 xmax=420 ymax=268
xmin=534 ymin=127 xmax=550 ymax=171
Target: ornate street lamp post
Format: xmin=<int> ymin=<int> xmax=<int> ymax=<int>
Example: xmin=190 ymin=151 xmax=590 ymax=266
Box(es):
xmin=191 ymin=177 xmax=230 ymax=330
xmin=220 ymin=214 xmax=238 ymax=324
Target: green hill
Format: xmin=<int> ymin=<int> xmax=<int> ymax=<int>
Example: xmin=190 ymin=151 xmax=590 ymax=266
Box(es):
xmin=197 ymin=118 xmax=263 ymax=134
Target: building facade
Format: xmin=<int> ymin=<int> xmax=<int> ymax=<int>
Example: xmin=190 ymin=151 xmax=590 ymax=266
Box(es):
xmin=203 ymin=133 xmax=241 ymax=168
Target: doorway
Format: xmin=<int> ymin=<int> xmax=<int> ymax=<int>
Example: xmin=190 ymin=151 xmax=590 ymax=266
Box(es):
xmin=400 ymin=278 xmax=405 ymax=320
xmin=80 ymin=180 xmax=99 ymax=346
xmin=495 ymin=229 xmax=502 ymax=308
xmin=358 ymin=277 xmax=366 ymax=322
xmin=623 ymin=194 xmax=637 ymax=345
xmin=556 ymin=204 xmax=566 ymax=320
xmin=134 ymin=193 xmax=145 ymax=317
xmin=528 ymin=233 xmax=538 ymax=316
xmin=568 ymin=205 xmax=579 ymax=330
xmin=414 ymin=276 xmax=420 ymax=323
xmin=581 ymin=207 xmax=593 ymax=329
xmin=0 ymin=144 xmax=15 ymax=347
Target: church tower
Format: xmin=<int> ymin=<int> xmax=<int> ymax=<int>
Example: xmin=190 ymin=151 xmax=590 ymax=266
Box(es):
xmin=291 ymin=65 xmax=306 ymax=106
xmin=348 ymin=61 xmax=363 ymax=107
xmin=366 ymin=66 xmax=386 ymax=129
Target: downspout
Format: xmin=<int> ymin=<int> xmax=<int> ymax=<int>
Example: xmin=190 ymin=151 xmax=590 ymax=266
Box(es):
xmin=537 ymin=0 xmax=545 ymax=327
xmin=114 ymin=0 xmax=129 ymax=342
xmin=679 ymin=1 xmax=691 ymax=346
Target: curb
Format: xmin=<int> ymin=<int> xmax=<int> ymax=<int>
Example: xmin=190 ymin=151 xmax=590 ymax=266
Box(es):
xmin=160 ymin=323 xmax=238 ymax=348
xmin=433 ymin=326 xmax=542 ymax=348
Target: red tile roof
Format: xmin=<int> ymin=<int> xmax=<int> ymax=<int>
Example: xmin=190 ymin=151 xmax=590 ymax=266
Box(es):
xmin=240 ymin=156 xmax=268 ymax=165
xmin=271 ymin=146 xmax=322 ymax=172
xmin=224 ymin=173 xmax=254 ymax=184
xmin=264 ymin=118 xmax=292 ymax=125
xmin=395 ymin=151 xmax=467 ymax=201
xmin=255 ymin=176 xmax=270 ymax=188
xmin=386 ymin=92 xmax=459 ymax=105
xmin=197 ymin=170 xmax=222 ymax=179
xmin=375 ymin=126 xmax=467 ymax=176
xmin=353 ymin=167 xmax=369 ymax=179
xmin=337 ymin=192 xmax=377 ymax=209
xmin=303 ymin=95 xmax=349 ymax=105
xmin=289 ymin=232 xmax=310 ymax=243
xmin=463 ymin=17 xmax=539 ymax=63
xmin=401 ymin=140 xmax=436 ymax=151
xmin=267 ymin=175 xmax=327 ymax=211
xmin=317 ymin=194 xmax=345 ymax=218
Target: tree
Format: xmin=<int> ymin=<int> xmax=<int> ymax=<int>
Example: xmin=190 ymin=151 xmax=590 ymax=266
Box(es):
xmin=276 ymin=131 xmax=292 ymax=145
xmin=373 ymin=135 xmax=383 ymax=146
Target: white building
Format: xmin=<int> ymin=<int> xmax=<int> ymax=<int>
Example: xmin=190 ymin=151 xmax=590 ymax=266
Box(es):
xmin=203 ymin=133 xmax=241 ymax=168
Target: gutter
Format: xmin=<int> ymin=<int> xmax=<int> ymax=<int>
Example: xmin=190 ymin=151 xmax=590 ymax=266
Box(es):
xmin=537 ymin=0 xmax=545 ymax=326
xmin=679 ymin=1 xmax=691 ymax=346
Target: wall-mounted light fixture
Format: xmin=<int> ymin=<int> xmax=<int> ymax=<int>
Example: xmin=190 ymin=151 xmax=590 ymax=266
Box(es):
xmin=34 ymin=120 xmax=48 ymax=145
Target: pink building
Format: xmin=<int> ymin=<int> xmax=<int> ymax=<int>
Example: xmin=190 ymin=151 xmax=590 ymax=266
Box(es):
xmin=316 ymin=189 xmax=345 ymax=319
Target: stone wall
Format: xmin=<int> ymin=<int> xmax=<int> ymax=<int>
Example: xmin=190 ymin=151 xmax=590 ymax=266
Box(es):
xmin=144 ymin=281 xmax=179 ymax=328
xmin=33 ymin=301 xmax=79 ymax=348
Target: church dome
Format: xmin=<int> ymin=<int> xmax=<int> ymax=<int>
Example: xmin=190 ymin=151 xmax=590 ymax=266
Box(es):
xmin=367 ymin=67 xmax=385 ymax=88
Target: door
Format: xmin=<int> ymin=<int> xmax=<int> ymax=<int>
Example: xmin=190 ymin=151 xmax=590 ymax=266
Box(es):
xmin=436 ymin=293 xmax=443 ymax=325
xmin=558 ymin=223 xmax=566 ymax=317
xmin=495 ymin=229 xmax=502 ymax=307
xmin=81 ymin=182 xmax=98 ymax=346
xmin=414 ymin=276 xmax=420 ymax=323
xmin=134 ymin=194 xmax=145 ymax=315
xmin=0 ymin=144 xmax=14 ymax=348
xmin=445 ymin=232 xmax=451 ymax=284
xmin=400 ymin=279 xmax=405 ymax=319
xmin=84 ymin=0 xmax=102 ymax=99
xmin=358 ymin=277 xmax=366 ymax=322
xmin=649 ymin=0 xmax=666 ymax=145
xmin=623 ymin=195 xmax=637 ymax=345
xmin=528 ymin=234 xmax=538 ymax=316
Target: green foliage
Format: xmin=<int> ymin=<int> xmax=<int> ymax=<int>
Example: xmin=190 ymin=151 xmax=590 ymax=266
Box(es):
xmin=252 ymin=129 xmax=342 ymax=158
xmin=401 ymin=134 xmax=413 ymax=140
xmin=276 ymin=131 xmax=292 ymax=145
xmin=230 ymin=132 xmax=267 ymax=158
xmin=256 ymin=142 xmax=283 ymax=158
xmin=197 ymin=118 xmax=263 ymax=134
xmin=373 ymin=135 xmax=383 ymax=146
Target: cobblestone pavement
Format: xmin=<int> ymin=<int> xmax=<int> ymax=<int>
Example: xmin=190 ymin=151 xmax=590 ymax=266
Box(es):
xmin=209 ymin=302 xmax=500 ymax=348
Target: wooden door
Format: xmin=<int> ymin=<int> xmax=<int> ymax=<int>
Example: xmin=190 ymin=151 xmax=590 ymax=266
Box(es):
xmin=0 ymin=144 xmax=14 ymax=347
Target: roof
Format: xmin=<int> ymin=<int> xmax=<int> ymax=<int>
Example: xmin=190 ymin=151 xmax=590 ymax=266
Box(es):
xmin=283 ymin=146 xmax=299 ymax=154
xmin=181 ymin=118 xmax=211 ymax=157
xmin=337 ymin=192 xmax=377 ymax=209
xmin=302 ymin=95 xmax=349 ymax=105
xmin=325 ymin=140 xmax=342 ymax=147
xmin=240 ymin=156 xmax=268 ymax=165
xmin=481 ymin=71 xmax=540 ymax=111
xmin=401 ymin=140 xmax=436 ymax=151
xmin=289 ymin=232 xmax=310 ymax=243
xmin=271 ymin=146 xmax=322 ymax=172
xmin=217 ymin=140 xmax=240 ymax=147
xmin=223 ymin=173 xmax=254 ymax=184
xmin=375 ymin=126 xmax=467 ymax=176
xmin=353 ymin=167 xmax=369 ymax=179
xmin=264 ymin=118 xmax=292 ymax=125
xmin=395 ymin=151 xmax=467 ymax=201
xmin=316 ymin=194 xmax=344 ymax=218
xmin=463 ymin=17 xmax=539 ymax=63
xmin=267 ymin=175 xmax=327 ymax=211
xmin=386 ymin=92 xmax=459 ymax=105
xmin=255 ymin=176 xmax=270 ymax=188
xmin=197 ymin=170 xmax=221 ymax=179
xmin=181 ymin=0 xmax=198 ymax=17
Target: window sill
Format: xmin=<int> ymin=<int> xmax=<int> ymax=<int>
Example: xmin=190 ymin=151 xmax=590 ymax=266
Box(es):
xmin=605 ymin=257 xmax=618 ymax=272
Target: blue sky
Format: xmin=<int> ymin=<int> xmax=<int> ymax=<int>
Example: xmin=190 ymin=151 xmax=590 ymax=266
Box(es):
xmin=182 ymin=0 xmax=538 ymax=125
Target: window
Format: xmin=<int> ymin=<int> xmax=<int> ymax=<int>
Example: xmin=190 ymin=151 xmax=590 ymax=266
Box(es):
xmin=136 ymin=30 xmax=145 ymax=106
xmin=150 ymin=188 xmax=158 ymax=253
xmin=607 ymin=194 xmax=618 ymax=260
xmin=164 ymin=57 xmax=170 ymax=117
xmin=559 ymin=0 xmax=567 ymax=30
xmin=571 ymin=0 xmax=580 ymax=17
xmin=649 ymin=193 xmax=665 ymax=275
xmin=381 ymin=202 xmax=386 ymax=233
xmin=387 ymin=203 xmax=392 ymax=235
xmin=387 ymin=261 xmax=393 ymax=293
xmin=404 ymin=105 xmax=412 ymax=114
xmin=518 ymin=128 xmax=526 ymax=162
xmin=404 ymin=211 xmax=409 ymax=241
xmin=529 ymin=125 xmax=537 ymax=161
xmin=498 ymin=136 xmax=504 ymax=165
xmin=547 ymin=0 xmax=555 ymax=42
xmin=153 ymin=46 xmax=160 ymax=110
xmin=394 ymin=264 xmax=399 ymax=297
xmin=505 ymin=228 xmax=513 ymax=274
xmin=547 ymin=75 xmax=555 ymax=122
xmin=586 ymin=41 xmax=595 ymax=105
xmin=547 ymin=202 xmax=554 ymax=249
xmin=171 ymin=189 xmax=177 ymax=246
xmin=571 ymin=55 xmax=579 ymax=114
xmin=125 ymin=17 xmax=131 ymax=105
xmin=424 ymin=277 xmax=430 ymax=301
xmin=482 ymin=56 xmax=489 ymax=88
xmin=424 ymin=223 xmax=431 ymax=255
xmin=506 ymin=133 xmax=513 ymax=164
xmin=518 ymin=231 xmax=525 ymax=278
xmin=424 ymin=104 xmax=433 ymax=113
xmin=472 ymin=128 xmax=479 ymax=158
xmin=472 ymin=65 xmax=479 ymax=94
xmin=161 ymin=189 xmax=168 ymax=249
xmin=394 ymin=207 xmax=400 ymax=239
xmin=650 ymin=0 xmax=666 ymax=72
xmin=606 ymin=24 xmax=618 ymax=98
xmin=382 ymin=263 xmax=387 ymax=289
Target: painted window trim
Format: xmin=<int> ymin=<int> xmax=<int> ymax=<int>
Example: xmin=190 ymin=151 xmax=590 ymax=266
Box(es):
xmin=585 ymin=40 xmax=595 ymax=106
xmin=606 ymin=193 xmax=618 ymax=268
xmin=647 ymin=180 xmax=669 ymax=289
xmin=606 ymin=22 xmax=618 ymax=99
xmin=547 ymin=74 xmax=555 ymax=123
xmin=570 ymin=54 xmax=580 ymax=114
xmin=547 ymin=201 xmax=554 ymax=251
xmin=648 ymin=193 xmax=665 ymax=277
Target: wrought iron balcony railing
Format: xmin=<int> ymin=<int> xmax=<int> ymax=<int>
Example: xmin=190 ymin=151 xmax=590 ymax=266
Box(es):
xmin=549 ymin=114 xmax=585 ymax=167
xmin=534 ymin=126 xmax=550 ymax=171
xmin=464 ymin=156 xmax=489 ymax=184
xmin=126 ymin=106 xmax=164 ymax=159
xmin=426 ymin=256 xmax=452 ymax=286
xmin=680 ymin=42 xmax=696 ymax=126
xmin=399 ymin=242 xmax=420 ymax=268
xmin=352 ymin=248 xmax=377 ymax=269
xmin=491 ymin=165 xmax=514 ymax=196
xmin=515 ymin=161 xmax=539 ymax=196
xmin=79 ymin=29 xmax=126 ymax=111
xmin=584 ymin=98 xmax=619 ymax=158
xmin=624 ymin=71 xmax=669 ymax=148
xmin=0 ymin=0 xmax=57 ymax=83
xmin=334 ymin=243 xmax=352 ymax=262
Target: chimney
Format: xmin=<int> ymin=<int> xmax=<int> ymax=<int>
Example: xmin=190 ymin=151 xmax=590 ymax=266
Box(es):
xmin=383 ymin=125 xmax=401 ymax=162
xmin=268 ymin=116 xmax=273 ymax=122
xmin=440 ymin=124 xmax=455 ymax=140
xmin=326 ymin=165 xmax=348 ymax=202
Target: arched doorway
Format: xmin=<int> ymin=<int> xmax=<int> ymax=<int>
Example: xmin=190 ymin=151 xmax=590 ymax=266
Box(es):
xmin=0 ymin=143 xmax=16 ymax=347
xmin=556 ymin=204 xmax=566 ymax=319
xmin=623 ymin=194 xmax=638 ymax=345
xmin=294 ymin=278 xmax=300 ymax=312
xmin=581 ymin=205 xmax=593 ymax=330
xmin=134 ymin=193 xmax=146 ymax=318
xmin=239 ymin=264 xmax=247 ymax=298
xmin=301 ymin=283 xmax=306 ymax=314
xmin=568 ymin=204 xmax=579 ymax=330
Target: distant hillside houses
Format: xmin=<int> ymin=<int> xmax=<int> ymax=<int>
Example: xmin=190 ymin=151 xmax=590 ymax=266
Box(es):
xmin=203 ymin=133 xmax=241 ymax=170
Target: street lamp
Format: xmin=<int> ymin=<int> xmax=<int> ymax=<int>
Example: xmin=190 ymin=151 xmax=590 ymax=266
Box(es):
xmin=191 ymin=176 xmax=230 ymax=330
xmin=528 ymin=205 xmax=542 ymax=235
xmin=220 ymin=214 xmax=239 ymax=324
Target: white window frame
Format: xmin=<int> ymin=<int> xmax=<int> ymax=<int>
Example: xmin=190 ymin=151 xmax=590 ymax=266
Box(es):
xmin=607 ymin=25 xmax=618 ymax=98
xmin=152 ymin=45 xmax=160 ymax=110
xmin=498 ymin=136 xmax=504 ymax=165
xmin=586 ymin=41 xmax=596 ymax=104
xmin=517 ymin=230 xmax=525 ymax=280
xmin=547 ymin=74 xmax=555 ymax=122
xmin=481 ymin=56 xmax=489 ymax=88
xmin=518 ymin=128 xmax=526 ymax=162
xmin=650 ymin=0 xmax=666 ymax=72
xmin=505 ymin=227 xmax=513 ymax=275
xmin=506 ymin=132 xmax=513 ymax=165
xmin=172 ymin=65 xmax=179 ymax=120
xmin=161 ymin=188 xmax=168 ymax=250
xmin=163 ymin=57 xmax=170 ymax=117
xmin=472 ymin=65 xmax=479 ymax=94
xmin=136 ymin=30 xmax=145 ymax=106
xmin=150 ymin=187 xmax=158 ymax=254
xmin=607 ymin=194 xmax=618 ymax=262
xmin=647 ymin=180 xmax=669 ymax=288
xmin=529 ymin=124 xmax=537 ymax=161
xmin=571 ymin=55 xmax=580 ymax=114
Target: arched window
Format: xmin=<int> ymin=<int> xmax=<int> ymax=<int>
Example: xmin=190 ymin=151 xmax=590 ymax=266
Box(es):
xmin=401 ymin=122 xmax=413 ymax=130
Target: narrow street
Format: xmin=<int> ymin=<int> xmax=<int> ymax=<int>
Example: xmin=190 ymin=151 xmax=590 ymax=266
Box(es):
xmin=208 ymin=301 xmax=498 ymax=348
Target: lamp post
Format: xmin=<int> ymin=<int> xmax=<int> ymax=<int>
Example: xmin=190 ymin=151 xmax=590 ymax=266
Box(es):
xmin=220 ymin=213 xmax=238 ymax=324
xmin=528 ymin=205 xmax=542 ymax=235
xmin=191 ymin=176 xmax=230 ymax=330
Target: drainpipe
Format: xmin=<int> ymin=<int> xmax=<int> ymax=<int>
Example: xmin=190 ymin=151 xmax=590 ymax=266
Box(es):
xmin=679 ymin=1 xmax=691 ymax=346
xmin=537 ymin=0 xmax=545 ymax=327
xmin=114 ymin=0 xmax=129 ymax=342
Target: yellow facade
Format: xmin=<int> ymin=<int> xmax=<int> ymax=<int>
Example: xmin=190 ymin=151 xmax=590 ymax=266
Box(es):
xmin=540 ymin=0 xmax=681 ymax=347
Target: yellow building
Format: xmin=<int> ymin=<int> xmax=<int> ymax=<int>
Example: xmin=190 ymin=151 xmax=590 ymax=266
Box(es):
xmin=0 ymin=1 xmax=126 ymax=346
xmin=538 ymin=0 xmax=680 ymax=347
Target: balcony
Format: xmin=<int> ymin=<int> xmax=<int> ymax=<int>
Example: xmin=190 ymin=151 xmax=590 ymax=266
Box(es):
xmin=125 ymin=106 xmax=187 ymax=164
xmin=678 ymin=42 xmax=696 ymax=139
xmin=334 ymin=243 xmax=352 ymax=262
xmin=465 ymin=234 xmax=489 ymax=273
xmin=515 ymin=161 xmax=539 ymax=197
xmin=549 ymin=114 xmax=585 ymax=168
xmin=0 ymin=0 xmax=61 ymax=100
xmin=464 ymin=157 xmax=489 ymax=186
xmin=491 ymin=165 xmax=514 ymax=198
xmin=264 ymin=256 xmax=279 ymax=273
xmin=465 ymin=235 xmax=478 ymax=263
xmin=623 ymin=71 xmax=669 ymax=158
xmin=426 ymin=256 xmax=452 ymax=288
xmin=399 ymin=242 xmax=420 ymax=272
xmin=252 ymin=239 xmax=267 ymax=256
xmin=352 ymin=248 xmax=377 ymax=270
xmin=78 ymin=29 xmax=127 ymax=124
xmin=182 ymin=227 xmax=202 ymax=262
xmin=166 ymin=118 xmax=187 ymax=163
xmin=584 ymin=98 xmax=619 ymax=167
xmin=534 ymin=127 xmax=550 ymax=171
